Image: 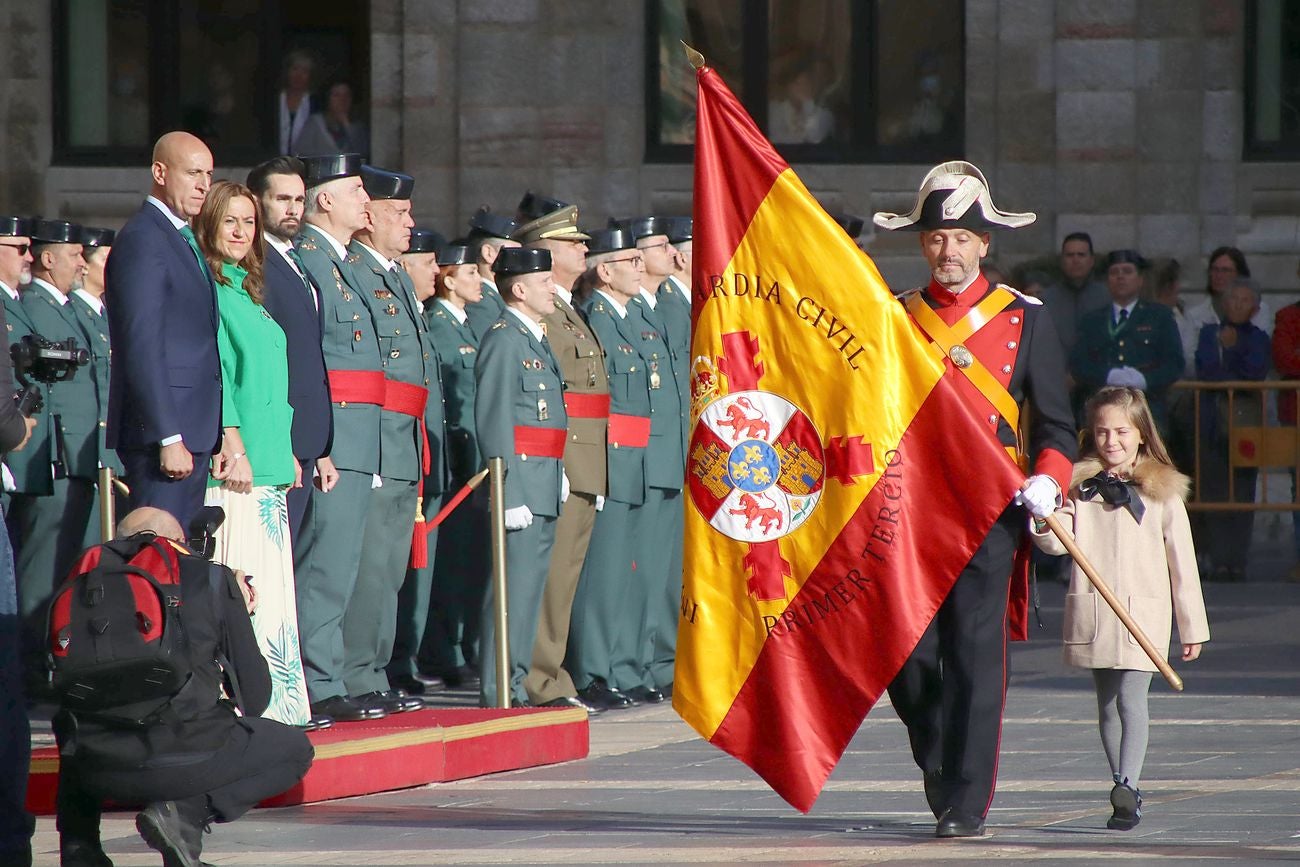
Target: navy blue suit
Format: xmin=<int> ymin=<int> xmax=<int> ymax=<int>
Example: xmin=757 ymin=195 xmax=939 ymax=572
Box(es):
xmin=106 ymin=201 xmax=221 ymax=526
xmin=260 ymin=242 xmax=333 ymax=540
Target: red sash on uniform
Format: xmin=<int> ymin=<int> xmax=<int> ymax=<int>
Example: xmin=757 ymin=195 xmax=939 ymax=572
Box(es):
xmin=326 ymin=370 xmax=386 ymax=405
xmin=607 ymin=413 xmax=651 ymax=448
xmin=563 ymin=392 xmax=611 ymax=419
xmin=513 ymin=426 xmax=566 ymax=458
xmin=381 ymin=378 xmax=433 ymax=567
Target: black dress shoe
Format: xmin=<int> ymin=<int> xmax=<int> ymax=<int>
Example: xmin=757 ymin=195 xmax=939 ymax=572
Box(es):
xmin=311 ymin=695 xmax=386 ymax=722
xmin=389 ymin=674 xmax=434 ymax=696
xmin=354 ymin=690 xmax=424 ymax=713
xmin=537 ymin=695 xmax=602 ymax=714
xmin=59 ymin=839 xmax=114 ymax=867
xmin=935 ymin=808 xmax=986 ymax=838
xmin=301 ymin=713 xmax=334 ymax=732
xmin=625 ymin=686 xmax=665 ymax=704
xmin=923 ymin=771 xmax=946 ymax=820
xmin=577 ymin=681 xmax=634 ymax=710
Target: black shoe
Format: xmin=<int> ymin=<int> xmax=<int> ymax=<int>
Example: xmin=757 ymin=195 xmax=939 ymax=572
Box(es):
xmin=577 ymin=681 xmax=634 ymax=710
xmin=60 ymin=839 xmax=114 ymax=867
xmin=537 ymin=695 xmax=602 ymax=714
xmin=310 ymin=695 xmax=386 ymax=722
xmin=136 ymin=801 xmax=201 ymax=867
xmin=353 ymin=690 xmax=424 ymax=713
xmin=510 ymin=698 xmax=532 ymax=708
xmin=935 ymin=808 xmax=986 ymax=838
xmin=431 ymin=665 xmax=478 ymax=689
xmin=1107 ymin=780 xmax=1142 ymax=830
xmin=301 ymin=713 xmax=334 ymax=732
xmin=411 ymin=671 xmax=446 ymax=690
xmin=625 ymin=686 xmax=665 ymax=704
xmin=923 ymin=770 xmax=946 ymax=820
xmin=389 ymin=674 xmax=436 ymax=696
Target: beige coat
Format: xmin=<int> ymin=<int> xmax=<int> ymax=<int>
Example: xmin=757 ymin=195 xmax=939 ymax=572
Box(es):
xmin=1032 ymin=458 xmax=1211 ymax=671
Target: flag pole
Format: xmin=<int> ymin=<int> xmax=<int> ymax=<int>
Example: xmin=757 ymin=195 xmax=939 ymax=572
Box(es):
xmin=1041 ymin=513 xmax=1184 ymax=691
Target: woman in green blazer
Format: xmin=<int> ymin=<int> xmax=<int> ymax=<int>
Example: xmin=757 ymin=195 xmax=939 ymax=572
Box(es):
xmin=196 ymin=180 xmax=309 ymax=726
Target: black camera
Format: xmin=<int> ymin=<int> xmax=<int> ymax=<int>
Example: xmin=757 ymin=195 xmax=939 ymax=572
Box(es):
xmin=187 ymin=505 xmax=226 ymax=561
xmin=11 ymin=334 xmax=90 ymax=417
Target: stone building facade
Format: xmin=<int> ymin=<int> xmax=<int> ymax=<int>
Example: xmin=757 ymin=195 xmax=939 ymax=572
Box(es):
xmin=1 ymin=0 xmax=1297 ymax=296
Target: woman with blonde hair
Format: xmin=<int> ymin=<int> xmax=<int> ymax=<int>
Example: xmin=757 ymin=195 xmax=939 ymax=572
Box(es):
xmin=195 ymin=179 xmax=310 ymax=726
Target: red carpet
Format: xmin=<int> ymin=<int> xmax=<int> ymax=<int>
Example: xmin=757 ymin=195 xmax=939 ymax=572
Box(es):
xmin=26 ymin=706 xmax=589 ymax=814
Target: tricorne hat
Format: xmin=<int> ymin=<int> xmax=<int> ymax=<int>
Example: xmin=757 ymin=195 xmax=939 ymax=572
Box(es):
xmin=661 ymin=216 xmax=692 ymax=244
xmin=437 ymin=244 xmax=471 ymax=267
xmin=0 ymin=217 xmax=33 ymax=238
xmin=405 ymin=227 xmax=445 ymax=255
xmin=467 ymin=206 xmax=518 ymax=242
xmin=301 ymin=153 xmax=363 ymax=186
xmin=514 ymin=205 xmax=591 ymax=244
xmin=493 ymin=246 xmax=551 ymax=277
xmin=586 ymin=228 xmax=636 ymax=256
xmin=609 ymin=216 xmax=665 ymax=241
xmin=30 ymin=219 xmax=82 ymax=244
xmin=360 ymin=165 xmax=414 ymax=201
xmin=872 ymin=161 xmax=1035 ymax=232
xmin=516 ymin=191 xmax=570 ymax=223
xmin=79 ymin=226 xmax=116 ymax=248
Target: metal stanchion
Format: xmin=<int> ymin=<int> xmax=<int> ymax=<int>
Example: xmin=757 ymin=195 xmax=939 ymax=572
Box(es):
xmin=98 ymin=466 xmax=116 ymax=542
xmin=488 ymin=456 xmax=510 ymax=709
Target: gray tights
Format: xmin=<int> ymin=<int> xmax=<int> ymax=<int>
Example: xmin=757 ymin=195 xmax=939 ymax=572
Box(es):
xmin=1092 ymin=668 xmax=1153 ymax=788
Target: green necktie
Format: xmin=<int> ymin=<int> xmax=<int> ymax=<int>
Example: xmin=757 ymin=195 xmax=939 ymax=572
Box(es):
xmin=286 ymin=246 xmax=312 ymax=289
xmin=178 ymin=224 xmax=212 ymax=282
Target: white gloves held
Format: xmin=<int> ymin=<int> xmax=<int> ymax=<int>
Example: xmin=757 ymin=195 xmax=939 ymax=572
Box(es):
xmin=595 ymin=495 xmax=605 ymax=512
xmin=1013 ymin=474 xmax=1061 ymax=519
xmin=504 ymin=505 xmax=534 ymax=531
xmin=1105 ymin=366 xmax=1147 ymax=390
xmin=561 ymin=470 xmax=570 ymax=504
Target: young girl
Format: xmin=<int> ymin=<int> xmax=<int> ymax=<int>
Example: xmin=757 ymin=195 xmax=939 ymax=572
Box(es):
xmin=1032 ymin=386 xmax=1210 ymax=831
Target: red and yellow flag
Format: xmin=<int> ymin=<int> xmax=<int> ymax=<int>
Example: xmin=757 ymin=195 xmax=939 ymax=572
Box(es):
xmin=673 ymin=61 xmax=1025 ymax=811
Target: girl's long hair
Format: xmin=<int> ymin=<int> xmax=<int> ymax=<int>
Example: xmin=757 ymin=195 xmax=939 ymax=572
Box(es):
xmin=195 ymin=180 xmax=265 ymax=304
xmin=1078 ymin=386 xmax=1174 ymax=468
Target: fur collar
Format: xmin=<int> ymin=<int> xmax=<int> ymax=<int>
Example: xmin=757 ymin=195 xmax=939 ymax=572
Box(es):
xmin=1071 ymin=458 xmax=1190 ymax=503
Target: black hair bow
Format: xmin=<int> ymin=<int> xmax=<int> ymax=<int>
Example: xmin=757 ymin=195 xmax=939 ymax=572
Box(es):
xmin=1078 ymin=473 xmax=1145 ymax=523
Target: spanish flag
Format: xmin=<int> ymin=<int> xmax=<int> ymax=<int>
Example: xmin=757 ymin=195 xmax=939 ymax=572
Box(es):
xmin=673 ymin=59 xmax=1025 ymax=811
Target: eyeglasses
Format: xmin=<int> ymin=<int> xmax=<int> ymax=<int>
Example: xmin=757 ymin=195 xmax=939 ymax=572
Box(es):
xmin=604 ymin=255 xmax=644 ymax=266
xmin=638 ymin=240 xmax=671 ymax=253
xmin=0 ymin=243 xmax=30 ymax=255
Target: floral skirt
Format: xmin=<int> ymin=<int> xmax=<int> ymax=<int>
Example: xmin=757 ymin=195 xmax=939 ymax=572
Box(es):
xmin=203 ymin=484 xmax=310 ymax=725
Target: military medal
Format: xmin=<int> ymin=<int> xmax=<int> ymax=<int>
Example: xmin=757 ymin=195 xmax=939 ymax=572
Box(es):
xmin=649 ymin=361 xmax=661 ymax=389
xmin=537 ymin=397 xmax=549 ymax=421
xmin=948 ymin=344 xmax=974 ymax=368
xmin=588 ymin=369 xmax=597 ymax=387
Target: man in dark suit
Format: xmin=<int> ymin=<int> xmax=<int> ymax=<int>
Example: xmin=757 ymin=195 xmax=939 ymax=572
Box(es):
xmin=106 ymin=131 xmax=221 ymax=528
xmin=247 ymin=156 xmax=336 ymax=542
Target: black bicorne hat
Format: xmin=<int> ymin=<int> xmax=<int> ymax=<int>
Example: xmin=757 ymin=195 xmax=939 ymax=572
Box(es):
xmin=873 ymin=161 xmax=1035 ymax=232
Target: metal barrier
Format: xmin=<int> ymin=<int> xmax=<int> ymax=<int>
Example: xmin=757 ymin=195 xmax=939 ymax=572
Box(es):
xmin=1169 ymin=380 xmax=1300 ymax=511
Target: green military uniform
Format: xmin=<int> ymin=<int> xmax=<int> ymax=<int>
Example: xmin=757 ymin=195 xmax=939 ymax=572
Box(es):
xmin=10 ymin=279 xmax=102 ymax=664
xmin=67 ymin=291 xmax=124 ymax=480
xmin=625 ymin=291 xmax=686 ymax=693
xmin=567 ymin=289 xmax=650 ymax=695
xmin=465 ymin=278 xmax=506 ymax=340
xmin=422 ymin=295 xmax=487 ymax=680
xmin=474 ymin=251 xmax=567 ymax=707
xmin=345 ymin=236 xmax=435 ymax=698
xmin=292 ymin=221 xmax=384 ymax=706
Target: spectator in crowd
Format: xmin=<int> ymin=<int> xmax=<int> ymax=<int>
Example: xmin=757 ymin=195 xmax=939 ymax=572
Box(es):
xmin=1071 ymin=250 xmax=1184 ymax=431
xmin=295 ymin=80 xmax=369 ymax=160
xmin=278 ymin=50 xmax=316 ymax=155
xmin=195 ymin=179 xmax=311 ymax=726
xmin=248 ymin=156 xmax=336 ymax=544
xmin=1040 ymin=231 xmax=1110 ymax=355
xmin=1194 ymin=278 xmax=1270 ymax=581
xmin=1271 ymin=262 xmax=1300 ymax=580
xmin=0 ymin=216 xmax=38 ymax=867
xmin=106 ymin=131 xmax=222 ymax=528
xmin=53 ymin=507 xmax=313 ymax=867
xmin=1182 ymin=247 xmax=1272 ymax=377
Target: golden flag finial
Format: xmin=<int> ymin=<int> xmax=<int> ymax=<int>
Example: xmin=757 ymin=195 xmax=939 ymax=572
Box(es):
xmin=681 ymin=40 xmax=706 ymax=70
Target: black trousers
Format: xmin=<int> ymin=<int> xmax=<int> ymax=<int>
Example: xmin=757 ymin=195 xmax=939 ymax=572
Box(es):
xmin=887 ymin=506 xmax=1019 ymax=820
xmin=286 ymin=458 xmax=312 ymax=546
xmin=56 ymin=717 xmax=312 ymax=847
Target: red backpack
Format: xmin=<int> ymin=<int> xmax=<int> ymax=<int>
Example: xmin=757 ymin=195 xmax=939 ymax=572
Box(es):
xmin=46 ymin=533 xmax=193 ymax=722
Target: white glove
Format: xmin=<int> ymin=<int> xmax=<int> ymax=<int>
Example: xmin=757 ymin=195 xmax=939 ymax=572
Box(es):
xmin=1105 ymin=366 xmax=1147 ymax=390
xmin=595 ymin=495 xmax=605 ymax=512
xmin=504 ymin=505 xmax=534 ymax=531
xmin=1013 ymin=474 xmax=1061 ymax=519
xmin=561 ymin=470 xmax=570 ymax=504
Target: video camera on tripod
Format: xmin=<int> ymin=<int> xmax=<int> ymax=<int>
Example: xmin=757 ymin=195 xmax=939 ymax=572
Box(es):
xmin=11 ymin=333 xmax=89 ymax=417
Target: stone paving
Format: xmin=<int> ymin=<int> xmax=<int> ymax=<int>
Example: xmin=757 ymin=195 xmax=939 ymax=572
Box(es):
xmin=28 ymin=579 xmax=1300 ymax=865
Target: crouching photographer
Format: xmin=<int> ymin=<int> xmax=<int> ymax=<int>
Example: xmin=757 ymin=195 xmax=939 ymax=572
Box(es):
xmin=50 ymin=507 xmax=313 ymax=867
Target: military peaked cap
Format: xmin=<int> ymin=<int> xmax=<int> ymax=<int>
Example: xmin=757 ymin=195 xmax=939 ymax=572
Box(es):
xmin=467 ymin=206 xmax=518 ymax=241
xmin=0 ymin=217 xmax=32 ymax=238
xmin=586 ymin=227 xmax=636 ymax=256
xmin=493 ymin=247 xmax=551 ymax=277
xmin=662 ymin=216 xmax=692 ymax=244
xmin=406 ymin=227 xmax=446 ymax=254
xmin=301 ymin=153 xmax=364 ymax=185
xmin=873 ymin=160 xmax=1034 ymax=232
xmin=30 ymin=219 xmax=82 ymax=244
xmin=516 ymin=191 xmax=570 ymax=223
xmin=1106 ymin=249 xmax=1148 ymax=270
xmin=79 ymin=226 xmax=116 ymax=248
xmin=437 ymin=244 xmax=471 ymax=266
xmin=360 ymin=165 xmax=415 ymax=200
xmin=514 ymin=205 xmax=591 ymax=244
